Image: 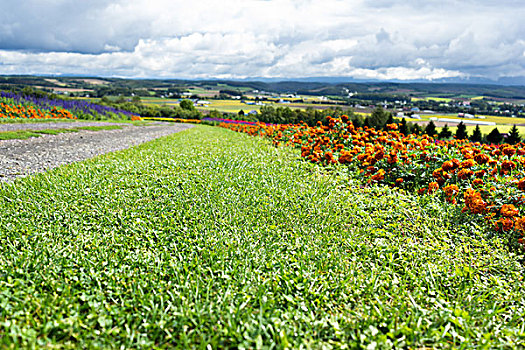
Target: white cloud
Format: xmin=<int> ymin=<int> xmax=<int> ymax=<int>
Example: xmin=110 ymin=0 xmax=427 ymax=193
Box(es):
xmin=0 ymin=0 xmax=524 ymax=80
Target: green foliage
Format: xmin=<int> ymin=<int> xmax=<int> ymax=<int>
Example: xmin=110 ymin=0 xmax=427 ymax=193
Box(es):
xmin=0 ymin=126 xmax=524 ymax=348
xmin=97 ymin=97 xmax=203 ymax=120
xmin=363 ymin=116 xmax=371 ymax=128
xmin=424 ymin=120 xmax=437 ymax=136
xmin=369 ymin=106 xmax=390 ymax=129
xmin=208 ymin=109 xmax=222 ymax=118
xmin=179 ymin=99 xmax=195 ymax=111
xmin=399 ymin=118 xmax=409 ymax=136
xmin=383 ymin=113 xmax=395 ymax=130
xmin=507 ymin=125 xmax=521 ymax=145
xmin=411 ymin=123 xmax=422 ymax=135
xmin=438 ymin=124 xmax=452 ymax=139
xmin=455 ymin=121 xmax=469 ymax=140
xmin=0 ymin=130 xmax=41 ymax=140
xmin=257 ymin=105 xmax=354 ymax=126
xmin=486 ymin=127 xmax=503 ymax=144
xmin=470 ymin=124 xmax=483 ymax=142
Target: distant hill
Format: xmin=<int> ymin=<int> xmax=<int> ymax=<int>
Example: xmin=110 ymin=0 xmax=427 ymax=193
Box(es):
xmin=1 ymin=75 xmax=525 ymax=100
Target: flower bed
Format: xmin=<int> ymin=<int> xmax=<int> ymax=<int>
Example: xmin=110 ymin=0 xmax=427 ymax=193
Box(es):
xmin=0 ymin=91 xmax=140 ymax=120
xmin=220 ymin=116 xmax=525 ymax=247
xmin=0 ymin=102 xmax=76 ymax=120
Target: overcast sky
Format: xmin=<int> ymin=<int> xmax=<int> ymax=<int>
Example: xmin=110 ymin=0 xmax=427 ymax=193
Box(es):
xmin=0 ymin=0 xmax=524 ymax=81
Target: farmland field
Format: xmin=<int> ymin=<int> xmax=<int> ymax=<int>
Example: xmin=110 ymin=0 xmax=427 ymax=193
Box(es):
xmin=444 ymin=124 xmax=525 ymax=135
xmin=1 ymin=126 xmax=524 ymax=348
xmin=136 ymin=97 xmax=346 ymax=114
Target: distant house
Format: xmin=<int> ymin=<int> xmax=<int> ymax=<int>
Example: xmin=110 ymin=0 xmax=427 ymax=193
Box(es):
xmin=411 ymin=114 xmax=421 ymax=119
xmin=247 ymin=110 xmax=258 ymax=115
xmin=195 ymin=100 xmax=210 ymax=106
xmin=396 ymin=112 xmax=405 ymax=118
xmin=411 ymin=107 xmax=420 ymax=112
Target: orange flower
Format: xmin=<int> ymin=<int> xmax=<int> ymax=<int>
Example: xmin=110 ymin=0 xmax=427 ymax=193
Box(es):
xmin=374 ymin=149 xmax=385 ymax=161
xmin=501 ymin=160 xmax=516 ymax=171
xmin=514 ymin=217 xmax=525 ymax=232
xmin=463 ymin=188 xmax=486 ymax=214
xmin=371 ymin=169 xmax=385 ymax=182
xmin=502 ymin=146 xmax=516 ymax=157
xmin=457 ymin=168 xmax=473 ymax=180
xmin=432 ymin=168 xmax=444 ymax=179
xmin=472 ymin=178 xmax=484 ymax=187
xmin=443 ymin=184 xmax=459 ymax=198
xmin=442 ymin=161 xmax=455 ymax=171
xmin=324 ymin=151 xmax=335 ymax=163
xmin=428 ymin=182 xmax=439 ymax=193
xmin=474 ymin=153 xmax=490 ymax=164
xmin=495 ymin=217 xmax=514 ymax=231
xmin=459 ymin=159 xmax=476 ymax=168
xmin=474 ymin=170 xmax=486 ymax=178
xmin=501 ymin=204 xmax=519 ymax=217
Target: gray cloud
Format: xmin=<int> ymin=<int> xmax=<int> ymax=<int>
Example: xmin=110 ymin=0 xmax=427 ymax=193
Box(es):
xmin=0 ymin=0 xmax=524 ymax=80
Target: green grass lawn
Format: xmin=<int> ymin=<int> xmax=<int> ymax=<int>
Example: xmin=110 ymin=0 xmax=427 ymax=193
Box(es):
xmin=0 ymin=126 xmax=524 ymax=348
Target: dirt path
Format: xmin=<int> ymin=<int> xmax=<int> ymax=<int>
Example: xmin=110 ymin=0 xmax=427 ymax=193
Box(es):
xmin=0 ymin=123 xmax=194 ymax=182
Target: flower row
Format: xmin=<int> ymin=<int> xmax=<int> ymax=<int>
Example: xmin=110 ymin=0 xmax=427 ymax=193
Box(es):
xmin=0 ymin=91 xmax=141 ymax=120
xmin=0 ymin=102 xmax=76 ymax=120
xmin=219 ymin=117 xmax=525 ymax=247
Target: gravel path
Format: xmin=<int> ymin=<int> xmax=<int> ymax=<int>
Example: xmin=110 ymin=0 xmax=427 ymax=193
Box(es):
xmin=0 ymin=121 xmax=130 ymax=132
xmin=0 ymin=123 xmax=194 ymax=182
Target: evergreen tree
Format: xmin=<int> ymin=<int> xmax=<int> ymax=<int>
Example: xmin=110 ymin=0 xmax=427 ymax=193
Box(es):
xmin=455 ymin=121 xmax=468 ymax=140
xmin=507 ymin=125 xmax=521 ymax=145
xmin=369 ymin=106 xmax=390 ymax=129
xmin=470 ymin=125 xmax=483 ymax=142
xmin=363 ymin=117 xmax=371 ymax=128
xmin=486 ymin=127 xmax=503 ymax=144
xmin=399 ymin=118 xmax=409 ymax=135
xmin=352 ymin=115 xmax=364 ymax=128
xmin=383 ymin=113 xmax=395 ymax=130
xmin=438 ymin=124 xmax=452 ymax=139
xmin=424 ymin=120 xmax=437 ymax=136
xmin=411 ymin=123 xmax=422 ymax=135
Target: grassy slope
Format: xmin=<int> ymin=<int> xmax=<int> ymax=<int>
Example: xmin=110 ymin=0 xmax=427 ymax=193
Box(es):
xmin=0 ymin=126 xmax=524 ymax=348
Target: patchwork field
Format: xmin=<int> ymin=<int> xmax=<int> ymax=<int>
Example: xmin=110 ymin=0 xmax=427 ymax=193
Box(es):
xmin=1 ymin=126 xmax=524 ymax=348
xmin=138 ymin=97 xmax=345 ymax=114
